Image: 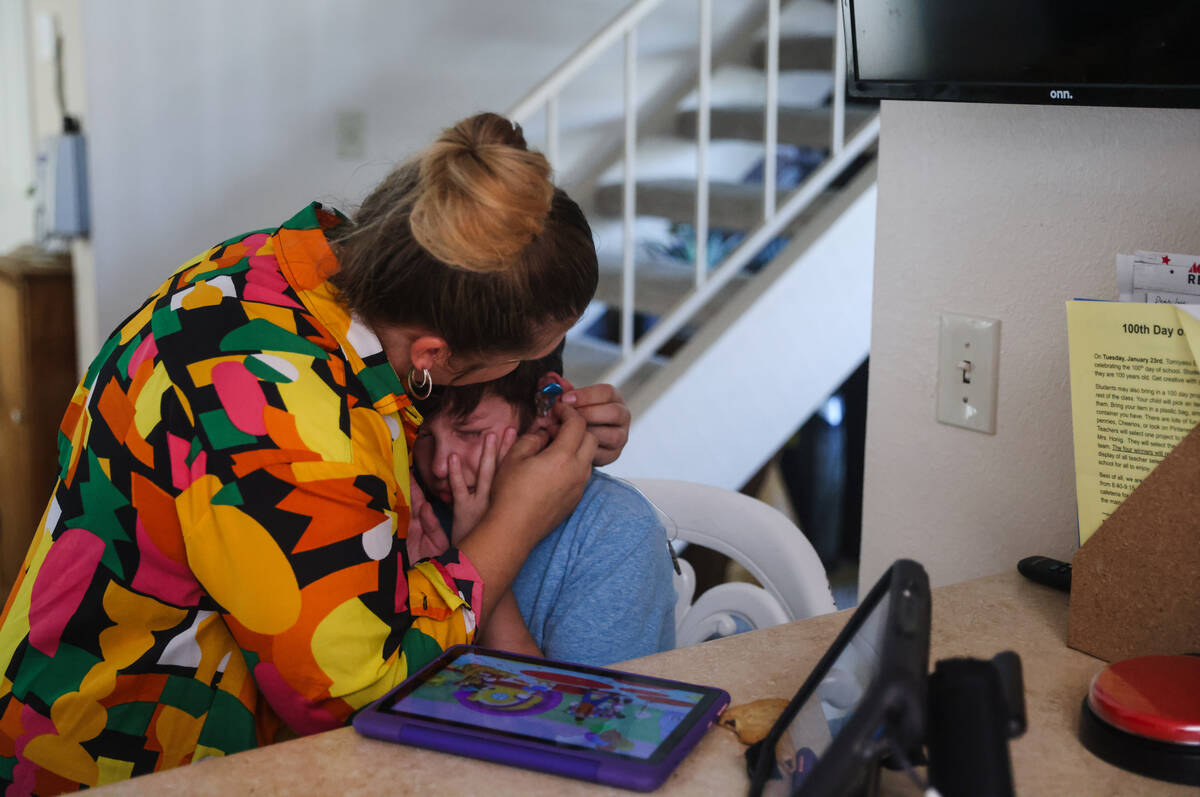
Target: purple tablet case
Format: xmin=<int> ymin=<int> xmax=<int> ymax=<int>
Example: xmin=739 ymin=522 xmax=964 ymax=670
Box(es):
xmin=353 ymin=646 xmax=730 ymax=791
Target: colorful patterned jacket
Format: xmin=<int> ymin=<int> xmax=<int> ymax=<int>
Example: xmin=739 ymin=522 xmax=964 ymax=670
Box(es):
xmin=0 ymin=204 xmax=482 ymax=795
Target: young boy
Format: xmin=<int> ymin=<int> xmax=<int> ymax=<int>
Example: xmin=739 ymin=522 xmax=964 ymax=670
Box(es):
xmin=409 ymin=352 xmax=677 ymax=666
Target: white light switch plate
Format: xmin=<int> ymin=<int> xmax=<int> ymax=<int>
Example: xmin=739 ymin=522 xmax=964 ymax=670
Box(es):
xmin=936 ymin=313 xmax=1000 ymax=434
xmin=336 ymin=110 xmax=367 ymax=160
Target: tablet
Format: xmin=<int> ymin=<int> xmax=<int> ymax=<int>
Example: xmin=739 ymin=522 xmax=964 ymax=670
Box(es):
xmin=353 ymin=646 xmax=730 ymax=791
xmin=748 ymin=559 xmax=931 ymax=797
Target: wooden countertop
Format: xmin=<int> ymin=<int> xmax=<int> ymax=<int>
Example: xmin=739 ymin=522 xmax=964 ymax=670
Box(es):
xmin=90 ymin=571 xmax=1194 ymax=796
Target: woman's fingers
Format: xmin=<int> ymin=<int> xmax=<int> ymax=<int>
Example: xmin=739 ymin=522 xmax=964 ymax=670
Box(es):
xmin=573 ymin=400 xmax=631 ymax=429
xmin=545 ymin=405 xmax=599 ymax=471
xmin=556 ymin=383 xmax=630 ymax=466
xmin=419 ymin=501 xmax=448 ymax=556
xmin=576 ymin=427 xmax=600 ymax=467
xmin=544 ymin=403 xmax=588 ymax=454
xmin=484 ymin=405 xmax=600 ymax=553
xmin=505 ymin=426 xmax=552 ymax=462
xmin=589 ymin=429 xmax=627 ymax=467
xmin=407 ymin=479 xmax=429 ymax=538
xmin=561 ymin=383 xmax=623 ymax=409
xmin=410 ymin=477 xmax=428 ymax=513
xmin=407 ymin=485 xmax=449 ymax=561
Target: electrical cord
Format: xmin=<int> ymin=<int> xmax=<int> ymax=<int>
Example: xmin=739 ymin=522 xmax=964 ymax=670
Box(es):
xmin=611 ymin=476 xmax=684 ymax=575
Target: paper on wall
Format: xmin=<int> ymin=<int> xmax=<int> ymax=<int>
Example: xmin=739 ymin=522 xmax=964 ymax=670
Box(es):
xmin=1117 ymin=250 xmax=1200 ymax=304
xmin=1066 ymin=300 xmax=1200 ymax=543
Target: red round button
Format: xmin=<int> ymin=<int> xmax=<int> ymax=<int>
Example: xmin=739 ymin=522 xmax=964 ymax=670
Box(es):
xmin=1087 ymin=655 xmax=1200 ymax=744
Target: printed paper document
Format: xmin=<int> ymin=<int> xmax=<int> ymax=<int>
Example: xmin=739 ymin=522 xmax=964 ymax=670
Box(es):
xmin=1066 ymin=301 xmax=1200 ymax=543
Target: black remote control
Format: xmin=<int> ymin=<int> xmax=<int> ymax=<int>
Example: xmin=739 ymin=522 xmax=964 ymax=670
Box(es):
xmin=1017 ymin=556 xmax=1072 ymax=593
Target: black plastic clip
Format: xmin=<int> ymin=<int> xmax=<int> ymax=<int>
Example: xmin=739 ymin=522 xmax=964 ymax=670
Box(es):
xmin=926 ymin=651 xmax=1026 ymax=797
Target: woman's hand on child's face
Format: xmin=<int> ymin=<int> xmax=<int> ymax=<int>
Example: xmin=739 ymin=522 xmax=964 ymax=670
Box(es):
xmin=488 ymin=404 xmax=598 ymax=542
xmin=551 ymin=383 xmax=630 ymax=467
xmin=406 ymin=479 xmax=450 ymax=561
xmin=447 ymin=427 xmax=516 ymax=544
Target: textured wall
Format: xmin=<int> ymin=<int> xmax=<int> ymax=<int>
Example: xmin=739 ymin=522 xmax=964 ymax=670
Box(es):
xmin=70 ymin=0 xmax=750 ymax=359
xmin=26 ymin=0 xmax=96 ymax=371
xmin=0 ymin=0 xmax=34 ymax=253
xmin=76 ymin=0 xmax=621 ymax=351
xmin=861 ymin=100 xmax=1200 ymax=591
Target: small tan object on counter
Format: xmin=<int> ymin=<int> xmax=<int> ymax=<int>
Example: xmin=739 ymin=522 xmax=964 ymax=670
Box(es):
xmin=717 ymin=697 xmax=789 ymax=745
xmin=90 ymin=572 xmax=1193 ymax=796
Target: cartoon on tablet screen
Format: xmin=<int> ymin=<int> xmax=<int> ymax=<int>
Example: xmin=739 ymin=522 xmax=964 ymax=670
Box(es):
xmin=459 ymin=681 xmax=563 ymax=716
xmin=393 ymin=652 xmax=705 ymax=758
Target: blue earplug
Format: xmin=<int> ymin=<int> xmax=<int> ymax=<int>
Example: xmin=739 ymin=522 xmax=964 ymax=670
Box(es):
xmin=536 ymin=383 xmax=565 ymax=417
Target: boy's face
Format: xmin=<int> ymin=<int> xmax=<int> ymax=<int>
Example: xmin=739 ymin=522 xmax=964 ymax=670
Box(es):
xmin=413 ymin=394 xmax=528 ymax=506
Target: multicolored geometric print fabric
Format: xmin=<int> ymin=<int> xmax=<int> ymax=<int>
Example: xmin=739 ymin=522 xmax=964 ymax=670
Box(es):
xmin=0 ymin=204 xmax=482 ymax=795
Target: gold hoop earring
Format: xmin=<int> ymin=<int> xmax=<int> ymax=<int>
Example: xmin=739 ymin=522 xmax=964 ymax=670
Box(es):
xmin=406 ymin=366 xmax=433 ymax=400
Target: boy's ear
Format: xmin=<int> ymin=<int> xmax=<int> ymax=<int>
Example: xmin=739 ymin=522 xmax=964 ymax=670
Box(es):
xmin=538 ymin=371 xmax=575 ymax=392
xmin=410 ymin=335 xmax=450 ymax=373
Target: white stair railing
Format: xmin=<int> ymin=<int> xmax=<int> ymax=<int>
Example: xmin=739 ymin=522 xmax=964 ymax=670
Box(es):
xmin=507 ymin=0 xmax=880 ymax=389
xmin=696 ymin=0 xmax=711 ymax=290
xmin=764 ymin=0 xmax=779 ymax=217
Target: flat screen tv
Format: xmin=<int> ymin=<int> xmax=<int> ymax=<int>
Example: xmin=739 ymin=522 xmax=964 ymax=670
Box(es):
xmin=843 ymin=0 xmax=1200 ymax=108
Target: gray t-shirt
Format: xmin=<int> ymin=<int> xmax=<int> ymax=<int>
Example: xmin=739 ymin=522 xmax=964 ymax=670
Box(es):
xmin=511 ymin=471 xmax=677 ymax=666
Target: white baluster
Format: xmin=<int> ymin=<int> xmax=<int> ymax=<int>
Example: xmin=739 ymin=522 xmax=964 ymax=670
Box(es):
xmin=833 ymin=0 xmax=846 ymax=155
xmin=602 ymin=115 xmax=880 ymax=388
xmin=507 ymin=0 xmax=662 ymax=125
xmin=622 ymin=28 xmax=638 ymax=358
xmin=695 ymin=0 xmax=711 ymax=288
xmin=495 ymin=0 xmax=881 ymax=392
xmin=545 ymin=95 xmax=559 ymax=170
xmin=764 ymin=0 xmax=779 ymax=220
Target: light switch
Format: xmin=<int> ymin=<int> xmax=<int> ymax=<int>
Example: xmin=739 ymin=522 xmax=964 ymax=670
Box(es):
xmin=336 ymin=110 xmax=367 ymax=160
xmin=936 ymin=313 xmax=1000 ymax=434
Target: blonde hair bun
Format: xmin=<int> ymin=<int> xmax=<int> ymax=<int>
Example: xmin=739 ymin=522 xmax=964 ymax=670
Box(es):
xmin=410 ymin=113 xmax=554 ymax=273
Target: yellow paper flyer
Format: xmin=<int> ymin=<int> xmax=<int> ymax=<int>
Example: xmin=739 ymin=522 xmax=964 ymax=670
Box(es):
xmin=1066 ymin=301 xmax=1200 ymax=543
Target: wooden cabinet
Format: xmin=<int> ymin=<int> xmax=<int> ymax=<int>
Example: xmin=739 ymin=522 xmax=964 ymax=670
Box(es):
xmin=0 ymin=248 xmax=76 ymax=596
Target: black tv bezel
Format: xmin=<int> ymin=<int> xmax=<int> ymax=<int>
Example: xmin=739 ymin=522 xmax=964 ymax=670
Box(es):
xmin=841 ymin=0 xmax=1200 ymax=110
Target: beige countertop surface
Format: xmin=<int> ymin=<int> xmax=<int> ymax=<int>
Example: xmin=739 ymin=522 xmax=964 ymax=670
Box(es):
xmin=89 ymin=571 xmax=1195 ymax=796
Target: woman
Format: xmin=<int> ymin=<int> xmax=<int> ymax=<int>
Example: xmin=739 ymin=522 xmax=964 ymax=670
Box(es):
xmin=0 ymin=113 xmax=622 ymax=795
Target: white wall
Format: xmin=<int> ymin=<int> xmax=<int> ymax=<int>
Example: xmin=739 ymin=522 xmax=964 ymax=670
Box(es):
xmin=860 ymin=101 xmax=1200 ymax=592
xmin=74 ymin=0 xmax=655 ymax=358
xmin=24 ymin=0 xmax=97 ymax=372
xmin=71 ymin=0 xmax=746 ymax=362
xmin=0 ymin=0 xmax=34 ymax=252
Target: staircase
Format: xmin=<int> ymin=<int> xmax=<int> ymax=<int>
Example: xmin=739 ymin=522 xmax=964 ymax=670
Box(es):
xmin=509 ymin=0 xmax=878 ymax=489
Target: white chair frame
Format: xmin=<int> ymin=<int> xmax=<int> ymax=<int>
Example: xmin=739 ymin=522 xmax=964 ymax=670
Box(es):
xmin=626 ymin=478 xmax=838 ymax=648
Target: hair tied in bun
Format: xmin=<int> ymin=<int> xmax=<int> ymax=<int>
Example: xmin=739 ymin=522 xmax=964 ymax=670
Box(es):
xmin=410 ymin=113 xmax=554 ymax=273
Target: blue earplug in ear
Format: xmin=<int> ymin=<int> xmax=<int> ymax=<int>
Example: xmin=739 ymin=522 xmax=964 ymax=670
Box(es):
xmin=535 ymin=383 xmax=564 ymax=417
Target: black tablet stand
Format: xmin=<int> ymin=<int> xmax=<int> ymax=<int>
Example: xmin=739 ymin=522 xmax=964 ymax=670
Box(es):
xmin=748 ymin=651 xmax=1026 ymax=797
xmin=924 ymin=651 xmax=1027 ymax=797
xmin=852 ymin=651 xmax=1027 ymax=797
xmin=745 ymin=562 xmax=1025 ymax=797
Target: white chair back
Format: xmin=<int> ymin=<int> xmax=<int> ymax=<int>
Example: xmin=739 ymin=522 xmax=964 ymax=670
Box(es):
xmin=627 ymin=478 xmax=838 ymax=648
